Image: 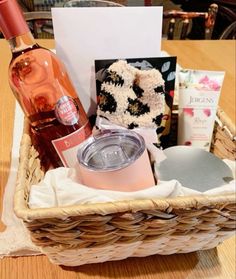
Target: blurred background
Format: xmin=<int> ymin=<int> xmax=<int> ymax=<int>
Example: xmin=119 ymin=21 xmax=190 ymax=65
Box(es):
xmin=13 ymin=0 xmax=236 ymax=40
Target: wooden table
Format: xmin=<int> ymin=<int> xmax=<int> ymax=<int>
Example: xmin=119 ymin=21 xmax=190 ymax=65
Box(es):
xmin=0 ymin=39 xmax=235 ymax=279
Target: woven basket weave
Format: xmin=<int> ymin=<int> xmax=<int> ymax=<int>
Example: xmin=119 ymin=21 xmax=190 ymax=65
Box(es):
xmin=14 ymin=107 xmax=236 ymax=266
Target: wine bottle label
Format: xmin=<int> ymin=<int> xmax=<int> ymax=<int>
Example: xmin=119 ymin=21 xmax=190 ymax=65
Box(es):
xmin=52 ymin=121 xmax=92 ymax=168
xmin=55 ymin=96 xmax=79 ymax=125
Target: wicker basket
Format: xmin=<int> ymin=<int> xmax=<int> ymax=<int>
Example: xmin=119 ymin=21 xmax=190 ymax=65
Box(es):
xmin=14 ymin=107 xmax=236 ymax=266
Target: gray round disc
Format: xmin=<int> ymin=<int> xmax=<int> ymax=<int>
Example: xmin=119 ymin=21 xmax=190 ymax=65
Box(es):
xmin=155 ymin=146 xmax=234 ymax=191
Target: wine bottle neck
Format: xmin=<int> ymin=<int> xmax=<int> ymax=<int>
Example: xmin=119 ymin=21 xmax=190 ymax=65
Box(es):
xmin=8 ymin=32 xmax=37 ymax=53
xmin=0 ymin=0 xmax=34 ymax=44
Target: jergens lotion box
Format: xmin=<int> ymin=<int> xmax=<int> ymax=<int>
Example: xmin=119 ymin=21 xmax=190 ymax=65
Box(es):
xmin=178 ymin=69 xmax=225 ymax=151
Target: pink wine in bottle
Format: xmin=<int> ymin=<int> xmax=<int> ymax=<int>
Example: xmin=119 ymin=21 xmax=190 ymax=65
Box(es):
xmin=0 ymin=0 xmax=92 ymax=169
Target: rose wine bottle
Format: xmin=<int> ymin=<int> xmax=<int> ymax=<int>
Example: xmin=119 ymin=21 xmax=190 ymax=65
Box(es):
xmin=0 ymin=0 xmax=92 ymax=169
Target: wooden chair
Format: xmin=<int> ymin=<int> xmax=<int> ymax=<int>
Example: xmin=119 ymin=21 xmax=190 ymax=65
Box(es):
xmin=22 ymin=1 xmax=125 ymax=38
xmin=18 ymin=0 xmax=35 ymax=11
xmin=215 ymin=1 xmax=236 ymax=38
xmin=219 ymin=21 xmax=236 ymax=39
xmin=23 ymin=11 xmax=53 ymax=39
xmin=163 ymin=3 xmax=218 ymax=40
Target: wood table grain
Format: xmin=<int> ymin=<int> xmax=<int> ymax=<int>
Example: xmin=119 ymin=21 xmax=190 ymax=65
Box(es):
xmin=0 ymin=39 xmax=235 ymax=279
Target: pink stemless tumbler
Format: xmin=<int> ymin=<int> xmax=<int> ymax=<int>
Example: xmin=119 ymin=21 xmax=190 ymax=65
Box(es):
xmin=77 ymin=129 xmax=155 ymax=191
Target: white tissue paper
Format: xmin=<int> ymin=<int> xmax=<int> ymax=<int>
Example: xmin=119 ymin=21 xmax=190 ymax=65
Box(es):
xmin=28 ymin=148 xmax=236 ymax=209
xmin=29 ymin=168 xmax=184 ymax=208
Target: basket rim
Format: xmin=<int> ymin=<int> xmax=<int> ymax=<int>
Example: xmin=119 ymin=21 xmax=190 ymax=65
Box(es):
xmin=14 ymin=106 xmax=236 ymax=222
xmin=14 ymin=188 xmax=236 ymax=221
xmin=216 ymin=107 xmax=236 ymax=139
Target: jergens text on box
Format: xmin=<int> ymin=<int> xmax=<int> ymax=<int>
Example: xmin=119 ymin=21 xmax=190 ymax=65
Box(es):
xmin=178 ymin=69 xmax=225 ymax=151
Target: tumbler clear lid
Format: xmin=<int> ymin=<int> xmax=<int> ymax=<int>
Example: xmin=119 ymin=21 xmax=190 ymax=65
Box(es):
xmin=77 ymin=129 xmax=145 ymax=171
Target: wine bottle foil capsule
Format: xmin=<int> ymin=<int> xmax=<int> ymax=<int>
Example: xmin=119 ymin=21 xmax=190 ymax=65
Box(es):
xmin=0 ymin=0 xmax=29 ymax=39
xmin=77 ymin=129 xmax=155 ymax=191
